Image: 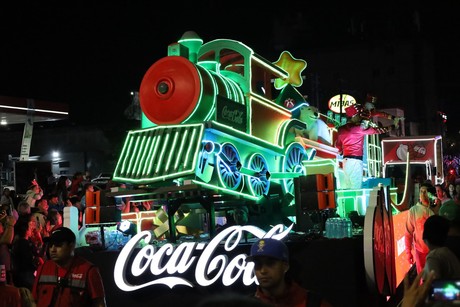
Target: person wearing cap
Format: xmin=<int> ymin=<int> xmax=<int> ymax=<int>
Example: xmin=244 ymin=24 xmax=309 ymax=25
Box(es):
xmin=246 ymin=238 xmax=333 ymax=307
xmin=32 ymin=227 xmax=106 ymax=307
xmin=335 ymin=103 xmax=393 ymax=189
xmin=404 ymin=182 xmax=438 ymax=274
xmin=439 ymin=200 xmax=460 ymax=260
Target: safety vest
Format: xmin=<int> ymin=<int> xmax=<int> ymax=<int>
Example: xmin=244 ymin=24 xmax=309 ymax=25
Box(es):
xmin=34 ymin=257 xmax=94 ymax=307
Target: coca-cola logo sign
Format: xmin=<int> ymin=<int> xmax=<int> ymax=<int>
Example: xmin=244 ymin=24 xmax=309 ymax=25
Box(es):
xmin=114 ymin=224 xmax=292 ymax=291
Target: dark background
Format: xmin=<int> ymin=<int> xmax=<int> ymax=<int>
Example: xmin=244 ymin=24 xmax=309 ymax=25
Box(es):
xmin=1 ymin=2 xmax=459 ymax=136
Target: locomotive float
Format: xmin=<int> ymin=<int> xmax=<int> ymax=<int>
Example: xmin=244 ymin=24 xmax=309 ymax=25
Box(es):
xmin=112 ymin=31 xmax=339 ymax=207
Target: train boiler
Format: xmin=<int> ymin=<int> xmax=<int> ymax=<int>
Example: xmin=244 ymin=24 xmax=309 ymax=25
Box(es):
xmin=112 ymin=31 xmax=334 ymax=201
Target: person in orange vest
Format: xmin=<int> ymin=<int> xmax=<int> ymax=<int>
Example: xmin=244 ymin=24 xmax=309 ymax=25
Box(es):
xmin=32 ymin=227 xmax=106 ymax=307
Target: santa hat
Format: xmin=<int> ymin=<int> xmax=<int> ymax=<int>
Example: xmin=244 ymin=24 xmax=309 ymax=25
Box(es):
xmin=345 ymin=104 xmax=361 ymax=118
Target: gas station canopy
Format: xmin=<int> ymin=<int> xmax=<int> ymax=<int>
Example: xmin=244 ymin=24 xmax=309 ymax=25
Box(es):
xmin=0 ymin=95 xmax=69 ymax=125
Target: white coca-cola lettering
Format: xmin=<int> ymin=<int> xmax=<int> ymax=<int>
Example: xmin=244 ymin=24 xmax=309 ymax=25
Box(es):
xmin=114 ymin=223 xmax=292 ymax=291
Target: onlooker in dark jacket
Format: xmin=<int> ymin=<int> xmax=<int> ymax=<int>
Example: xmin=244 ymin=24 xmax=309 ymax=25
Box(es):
xmin=439 ymin=200 xmax=460 ymax=260
xmin=11 ymin=216 xmax=43 ymax=290
xmin=422 ymin=214 xmax=460 ymax=280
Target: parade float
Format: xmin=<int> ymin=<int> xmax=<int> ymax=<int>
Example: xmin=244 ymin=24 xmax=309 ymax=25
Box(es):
xmin=69 ymin=32 xmax=443 ymax=307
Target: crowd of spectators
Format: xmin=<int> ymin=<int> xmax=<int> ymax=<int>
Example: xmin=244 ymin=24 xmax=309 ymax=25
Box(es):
xmin=0 ymin=171 xmax=108 ymax=306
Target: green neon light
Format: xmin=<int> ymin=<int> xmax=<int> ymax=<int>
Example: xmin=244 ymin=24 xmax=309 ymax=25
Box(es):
xmin=250 ymin=93 xmax=292 ymax=116
xmin=126 ymin=135 xmax=142 ymax=176
xmin=184 ymin=128 xmax=198 ymax=169
xmin=114 ymin=169 xmax=196 ymax=184
xmin=121 ymin=134 xmax=135 ymax=175
xmin=132 ymin=135 xmax=147 ymax=176
xmin=115 ymin=133 xmax=132 ymax=176
xmin=136 ymin=134 xmax=152 ymax=176
xmin=147 ymin=131 xmax=162 ymax=175
xmin=174 ymin=129 xmax=189 ymax=170
xmin=141 ymin=132 xmax=156 ymax=176
xmin=155 ymin=131 xmax=171 ymax=173
xmin=180 ymin=68 xmax=207 ymax=123
xmin=210 ymin=121 xmax=284 ymax=151
xmin=252 ymin=55 xmax=289 ymax=79
xmin=165 ymin=130 xmax=180 ymax=172
xmin=192 ymin=180 xmax=261 ymax=201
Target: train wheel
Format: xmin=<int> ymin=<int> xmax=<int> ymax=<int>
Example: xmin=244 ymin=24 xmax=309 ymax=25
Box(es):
xmin=282 ymin=143 xmax=307 ymax=195
xmin=216 ymin=143 xmax=242 ymax=191
xmin=247 ymin=153 xmax=270 ymax=197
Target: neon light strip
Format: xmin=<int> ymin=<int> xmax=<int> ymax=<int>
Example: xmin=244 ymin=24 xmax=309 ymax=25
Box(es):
xmin=184 ymin=128 xmax=198 ymax=169
xmin=126 ymin=135 xmax=142 ymax=176
xmin=174 ymin=129 xmax=189 ymax=171
xmin=155 ymin=131 xmax=170 ymax=173
xmin=132 ymin=135 xmax=147 ymax=176
xmin=250 ymin=93 xmax=292 ymax=117
xmin=142 ymin=130 xmax=157 ymax=176
xmin=382 ymin=136 xmax=441 ymax=142
xmin=252 ymin=56 xmax=289 ymax=78
xmin=114 ymin=134 xmax=132 ymax=176
xmin=209 ymin=121 xmax=284 ymax=151
xmin=0 ymin=104 xmax=68 ymax=115
xmin=165 ymin=130 xmax=180 ymax=172
xmin=192 ymin=180 xmax=261 ymax=201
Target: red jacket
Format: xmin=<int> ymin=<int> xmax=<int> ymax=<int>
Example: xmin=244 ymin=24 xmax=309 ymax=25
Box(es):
xmin=32 ymin=256 xmax=105 ymax=307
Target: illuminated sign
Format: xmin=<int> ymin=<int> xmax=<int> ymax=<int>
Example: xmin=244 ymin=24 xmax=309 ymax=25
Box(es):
xmin=328 ymin=94 xmax=356 ymax=113
xmin=114 ymin=223 xmax=292 ymax=291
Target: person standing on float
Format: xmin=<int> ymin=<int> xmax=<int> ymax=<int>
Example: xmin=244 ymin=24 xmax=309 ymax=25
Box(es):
xmin=335 ymin=104 xmax=391 ymax=189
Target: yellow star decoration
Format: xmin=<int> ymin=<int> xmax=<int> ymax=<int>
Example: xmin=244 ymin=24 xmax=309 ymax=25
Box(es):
xmin=273 ymin=51 xmax=307 ymax=90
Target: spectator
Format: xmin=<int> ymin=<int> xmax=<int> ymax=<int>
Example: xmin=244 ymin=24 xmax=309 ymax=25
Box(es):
xmin=24 ymin=180 xmax=44 ymax=209
xmin=68 ymin=196 xmax=83 ymax=227
xmin=246 ymin=238 xmax=333 ymax=307
xmin=33 ymin=198 xmax=49 ymax=237
xmin=11 ymin=216 xmax=44 ymax=290
xmin=52 ymin=176 xmax=71 ymax=206
xmin=448 ymin=183 xmax=456 ymax=200
xmin=47 ymin=209 xmax=63 ymax=233
xmin=422 ymin=214 xmax=460 ymax=280
xmin=0 ymin=188 xmax=15 ymax=216
xmin=48 ymin=194 xmax=66 ymax=214
xmin=0 ymin=206 xmax=16 ymax=285
xmin=17 ymin=200 xmax=31 ymax=217
xmin=439 ymin=200 xmax=460 ymax=259
xmin=0 ymin=264 xmax=21 ymax=307
xmin=32 ymin=227 xmax=106 ymax=307
xmin=405 ymin=182 xmax=439 ymax=274
xmin=435 ymin=184 xmax=451 ymax=206
xmin=69 ymin=172 xmax=84 ymax=198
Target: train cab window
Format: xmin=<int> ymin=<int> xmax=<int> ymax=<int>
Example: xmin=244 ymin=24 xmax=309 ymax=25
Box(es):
xmin=199 ymin=50 xmax=215 ymax=62
xmin=220 ymin=49 xmax=245 ymax=76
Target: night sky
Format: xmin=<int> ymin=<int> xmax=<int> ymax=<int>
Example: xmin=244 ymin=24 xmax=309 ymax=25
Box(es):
xmin=1 ymin=2 xmax=459 ymax=136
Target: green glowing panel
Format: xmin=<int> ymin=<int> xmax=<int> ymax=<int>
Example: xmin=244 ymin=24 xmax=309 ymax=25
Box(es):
xmin=113 ymin=124 xmax=204 ymax=184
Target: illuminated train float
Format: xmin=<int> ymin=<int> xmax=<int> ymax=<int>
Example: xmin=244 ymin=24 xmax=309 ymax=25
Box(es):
xmin=112 ymin=31 xmax=338 ymax=202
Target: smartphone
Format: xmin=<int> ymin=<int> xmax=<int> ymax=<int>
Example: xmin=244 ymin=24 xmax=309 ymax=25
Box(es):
xmin=428 ymin=279 xmax=460 ymax=303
